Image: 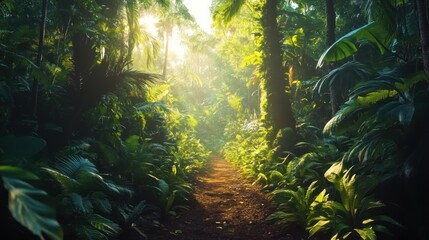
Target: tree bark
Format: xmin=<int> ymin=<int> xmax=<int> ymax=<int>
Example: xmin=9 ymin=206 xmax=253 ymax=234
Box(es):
xmin=325 ymin=0 xmax=336 ymax=46
xmin=31 ymin=0 xmax=48 ymax=118
xmin=325 ymin=0 xmax=340 ymax=115
xmin=260 ymin=0 xmax=296 ymax=143
xmin=162 ymin=32 xmax=169 ymax=78
xmin=416 ymin=0 xmax=429 ymax=87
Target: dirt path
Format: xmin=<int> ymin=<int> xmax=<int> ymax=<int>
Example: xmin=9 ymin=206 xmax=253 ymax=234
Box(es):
xmin=147 ymin=155 xmax=294 ymax=240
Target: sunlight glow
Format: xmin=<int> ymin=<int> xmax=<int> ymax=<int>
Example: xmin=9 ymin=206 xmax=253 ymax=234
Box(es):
xmin=170 ymin=28 xmax=187 ymax=60
xmin=139 ymin=14 xmax=187 ymax=60
xmin=138 ymin=14 xmax=157 ymax=36
xmin=184 ymin=0 xmax=213 ymax=34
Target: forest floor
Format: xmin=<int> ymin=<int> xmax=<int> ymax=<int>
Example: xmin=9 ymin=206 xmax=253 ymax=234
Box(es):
xmin=146 ymin=155 xmax=297 ymax=240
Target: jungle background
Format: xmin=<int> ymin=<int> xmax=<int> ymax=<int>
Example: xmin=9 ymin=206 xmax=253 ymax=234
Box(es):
xmin=1 ymin=0 xmax=428 ymax=239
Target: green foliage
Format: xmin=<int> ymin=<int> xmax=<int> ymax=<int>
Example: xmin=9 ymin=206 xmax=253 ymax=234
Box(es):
xmin=307 ymin=164 xmax=401 ymax=240
xmin=0 ymin=135 xmax=46 ymax=160
xmin=317 ymin=22 xmax=395 ymax=67
xmin=0 ymin=134 xmax=62 ymax=240
xmin=3 ymin=177 xmax=63 ymax=240
xmin=314 ymin=61 xmax=374 ymax=96
xmin=267 ymin=181 xmax=326 ymax=233
xmin=43 ymin=154 xmax=132 ymax=239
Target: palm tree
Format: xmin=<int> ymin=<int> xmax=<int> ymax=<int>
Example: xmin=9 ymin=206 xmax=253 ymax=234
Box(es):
xmin=156 ymin=0 xmax=194 ymax=78
xmin=213 ymin=0 xmax=297 ymax=148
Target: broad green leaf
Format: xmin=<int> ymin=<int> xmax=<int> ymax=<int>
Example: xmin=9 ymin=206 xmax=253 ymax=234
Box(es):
xmin=324 ymin=162 xmax=343 ymax=183
xmin=252 ymin=172 xmax=267 ymax=185
xmin=266 ymin=211 xmax=299 ymax=224
xmin=44 ymin=168 xmax=81 ymax=191
xmin=313 ymin=189 xmax=328 ymax=204
xmin=374 ymin=215 xmax=403 ymax=227
xmin=355 ymin=228 xmax=376 ymax=240
xmin=372 ymin=225 xmax=393 ymax=235
xmin=124 ymin=135 xmax=140 ymax=152
xmin=323 ymin=101 xmax=371 ymax=135
xmin=157 ymin=179 xmax=170 ymax=197
xmin=92 ymin=141 xmax=120 ymax=167
xmin=377 ymin=101 xmax=414 ymax=126
xmin=317 ymin=22 xmax=395 ymax=67
xmin=3 ymin=177 xmax=63 ymax=240
xmin=88 ymin=214 xmax=121 ymax=237
xmin=357 ymin=90 xmax=396 ymax=105
xmin=0 ymin=135 xmax=46 ymax=159
xmin=165 ymin=190 xmax=177 ymax=212
xmin=309 ymin=219 xmax=330 ymax=237
xmin=269 ymin=170 xmax=284 ymax=184
xmin=362 ymin=219 xmax=375 ymax=225
xmin=0 ymin=165 xmax=38 ymax=179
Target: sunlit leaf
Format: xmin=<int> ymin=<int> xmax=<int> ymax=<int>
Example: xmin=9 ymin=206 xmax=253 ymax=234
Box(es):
xmin=317 ymin=22 xmax=395 ymax=67
xmin=308 ymin=219 xmax=330 ymax=237
xmin=355 ymin=228 xmax=376 ymax=240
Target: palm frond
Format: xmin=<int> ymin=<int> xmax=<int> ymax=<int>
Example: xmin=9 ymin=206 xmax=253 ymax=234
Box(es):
xmin=52 ymin=155 xmax=98 ymax=179
xmin=66 ymin=192 xmax=94 ymax=214
xmin=213 ymin=0 xmax=246 ymax=27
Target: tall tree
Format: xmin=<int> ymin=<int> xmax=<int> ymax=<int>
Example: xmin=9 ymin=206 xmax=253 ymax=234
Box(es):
xmin=416 ymin=0 xmax=429 ymax=86
xmin=31 ymin=0 xmax=48 ymax=119
xmin=156 ymin=0 xmax=193 ymax=78
xmin=260 ymin=0 xmax=296 ymax=138
xmin=325 ymin=0 xmax=340 ymax=115
xmin=214 ymin=0 xmax=297 ymax=148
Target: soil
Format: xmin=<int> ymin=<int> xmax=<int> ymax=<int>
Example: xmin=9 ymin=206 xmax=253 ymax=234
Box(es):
xmin=146 ymin=155 xmax=298 ymax=240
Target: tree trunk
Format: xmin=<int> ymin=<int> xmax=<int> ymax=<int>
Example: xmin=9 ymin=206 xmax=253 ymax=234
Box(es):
xmin=325 ymin=0 xmax=340 ymax=115
xmin=162 ymin=32 xmax=170 ymax=78
xmin=416 ymin=0 xmax=429 ymax=87
xmin=260 ymin=0 xmax=296 ymax=144
xmin=325 ymin=0 xmax=336 ymax=46
xmin=31 ymin=0 xmax=48 ymax=118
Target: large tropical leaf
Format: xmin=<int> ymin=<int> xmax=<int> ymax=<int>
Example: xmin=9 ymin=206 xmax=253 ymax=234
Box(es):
xmin=0 ymin=165 xmax=39 ymax=179
xmin=317 ymin=22 xmax=395 ymax=67
xmin=314 ymin=61 xmax=373 ymax=95
xmin=323 ymin=100 xmax=376 ymax=135
xmin=88 ymin=214 xmax=121 ymax=237
xmin=0 ymin=135 xmax=46 ymax=160
xmin=2 ymin=177 xmax=63 ymax=240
